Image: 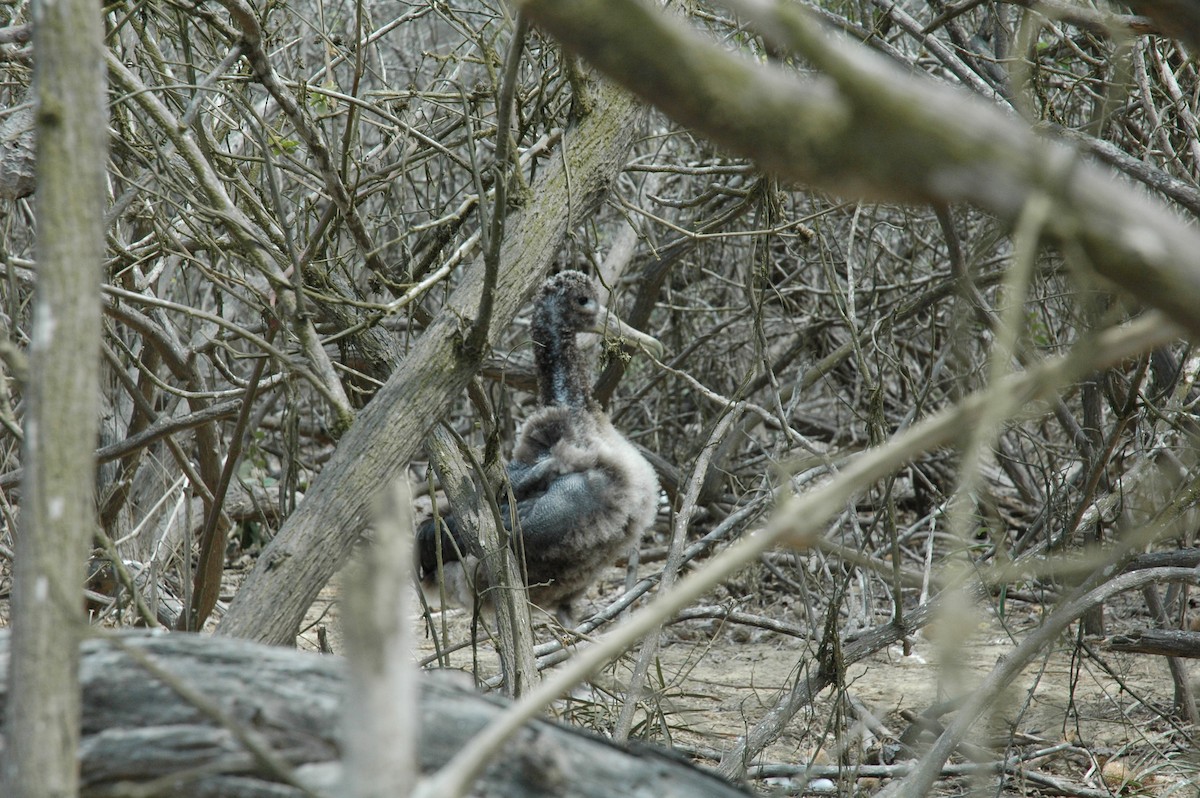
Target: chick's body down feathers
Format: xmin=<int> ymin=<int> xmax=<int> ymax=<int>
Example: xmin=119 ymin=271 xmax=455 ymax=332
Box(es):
xmin=417 ymin=271 xmax=659 ymax=620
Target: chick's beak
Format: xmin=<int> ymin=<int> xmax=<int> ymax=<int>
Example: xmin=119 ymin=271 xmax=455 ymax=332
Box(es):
xmin=594 ymin=306 xmax=665 ymax=360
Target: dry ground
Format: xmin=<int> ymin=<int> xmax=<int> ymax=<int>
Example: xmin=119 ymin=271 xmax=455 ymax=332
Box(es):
xmin=285 ymin=556 xmax=1200 ymax=798
xmin=1 ymin=538 xmax=1194 ymax=796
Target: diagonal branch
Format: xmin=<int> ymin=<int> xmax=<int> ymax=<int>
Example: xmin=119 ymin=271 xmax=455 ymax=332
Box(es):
xmin=516 ymin=0 xmax=1200 ymax=338
xmin=415 ymin=314 xmax=1179 ymax=798
xmin=217 ymin=80 xmax=646 ymax=645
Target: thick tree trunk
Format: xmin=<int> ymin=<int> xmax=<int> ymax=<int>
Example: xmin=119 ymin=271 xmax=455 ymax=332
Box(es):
xmin=0 ymin=631 xmax=751 ymax=798
xmin=217 ymin=80 xmax=644 ymax=646
xmin=0 ymin=0 xmax=107 ymax=794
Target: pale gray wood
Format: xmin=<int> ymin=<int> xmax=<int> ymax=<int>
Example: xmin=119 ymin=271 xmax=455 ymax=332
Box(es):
xmin=340 ymin=481 xmax=419 ymax=798
xmin=217 ymin=79 xmax=643 ymax=646
xmin=1107 ymin=629 xmax=1200 ymax=659
xmin=516 ymin=0 xmax=1200 ymax=340
xmin=0 ymin=0 xmax=107 ymax=793
xmin=425 ymin=425 xmax=538 ymax=698
xmin=0 ymin=631 xmax=751 ymax=798
xmin=0 ymin=103 xmax=33 ymax=200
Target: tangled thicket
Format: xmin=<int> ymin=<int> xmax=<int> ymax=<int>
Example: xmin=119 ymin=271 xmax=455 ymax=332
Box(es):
xmin=1 ymin=0 xmax=1199 ymax=793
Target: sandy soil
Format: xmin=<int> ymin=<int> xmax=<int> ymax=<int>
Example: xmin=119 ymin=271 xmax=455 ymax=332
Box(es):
xmin=288 ymin=561 xmax=1200 ymax=797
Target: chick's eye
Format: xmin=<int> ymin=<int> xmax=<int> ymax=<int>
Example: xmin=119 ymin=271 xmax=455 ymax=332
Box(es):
xmin=577 ymin=296 xmax=589 ymax=306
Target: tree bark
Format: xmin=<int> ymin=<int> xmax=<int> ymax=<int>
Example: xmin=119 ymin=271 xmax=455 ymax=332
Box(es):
xmin=0 ymin=0 xmax=107 ymax=793
xmin=0 ymin=630 xmax=751 ymax=798
xmin=1124 ymin=0 xmax=1200 ymax=50
xmin=217 ymin=80 xmax=644 ymax=646
xmin=1107 ymin=629 xmax=1200 ymax=658
xmin=515 ymin=0 xmax=1200 ymax=340
xmin=425 ymin=426 xmax=538 ymax=698
xmin=340 ymin=481 xmax=419 ymax=798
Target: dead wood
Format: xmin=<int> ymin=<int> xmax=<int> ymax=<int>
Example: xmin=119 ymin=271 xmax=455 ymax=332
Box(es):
xmin=1106 ymin=629 xmax=1200 ymax=659
xmin=1122 ymin=548 xmax=1200 ymax=571
xmin=717 ymin=587 xmax=955 ymax=778
xmin=0 ymin=630 xmax=751 ymax=798
xmin=516 ymin=0 xmax=1200 ymax=340
xmin=216 ymin=79 xmax=645 ymax=647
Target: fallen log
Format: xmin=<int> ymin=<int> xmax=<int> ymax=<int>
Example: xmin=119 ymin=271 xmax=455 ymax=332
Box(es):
xmin=1105 ymin=628 xmax=1200 ymax=659
xmin=0 ymin=630 xmax=750 ymax=798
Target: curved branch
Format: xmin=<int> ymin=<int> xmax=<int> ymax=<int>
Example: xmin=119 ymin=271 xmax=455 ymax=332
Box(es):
xmin=877 ymin=566 xmax=1200 ymax=798
xmin=414 ymin=314 xmax=1180 ymax=798
xmin=217 ymin=81 xmax=646 ymax=645
xmin=516 ymin=0 xmax=1200 ymax=338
